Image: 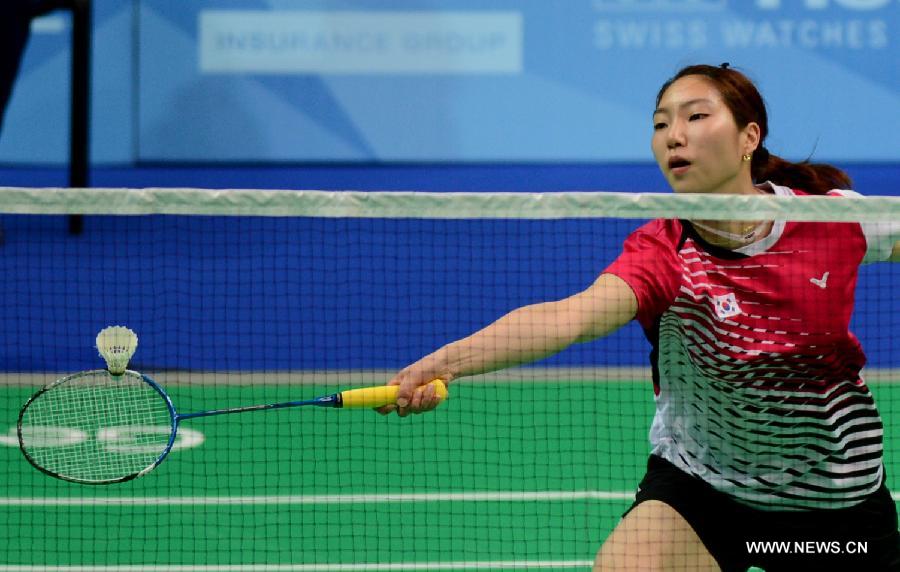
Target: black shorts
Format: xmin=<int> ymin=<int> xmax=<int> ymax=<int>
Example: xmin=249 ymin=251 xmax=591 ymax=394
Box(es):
xmin=625 ymin=455 xmax=900 ymax=571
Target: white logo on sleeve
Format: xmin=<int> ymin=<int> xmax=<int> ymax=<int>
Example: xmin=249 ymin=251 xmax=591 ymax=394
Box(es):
xmin=713 ymin=293 xmax=742 ymax=320
xmin=810 ymin=271 xmax=829 ymax=289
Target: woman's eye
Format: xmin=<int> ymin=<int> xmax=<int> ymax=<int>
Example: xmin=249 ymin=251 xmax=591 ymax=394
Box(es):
xmin=653 ymin=122 xmax=667 ymax=130
xmin=689 ymin=113 xmax=708 ymax=121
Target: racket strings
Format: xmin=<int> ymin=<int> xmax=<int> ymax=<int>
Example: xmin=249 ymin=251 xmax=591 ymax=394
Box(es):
xmin=19 ymin=371 xmax=173 ymax=483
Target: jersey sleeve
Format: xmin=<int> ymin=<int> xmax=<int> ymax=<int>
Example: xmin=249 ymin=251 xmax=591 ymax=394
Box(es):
xmin=829 ymin=190 xmax=900 ymax=264
xmin=602 ymin=220 xmax=682 ymax=329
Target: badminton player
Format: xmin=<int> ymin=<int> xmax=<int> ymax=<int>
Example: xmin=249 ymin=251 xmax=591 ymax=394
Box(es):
xmin=380 ymin=64 xmax=900 ymax=570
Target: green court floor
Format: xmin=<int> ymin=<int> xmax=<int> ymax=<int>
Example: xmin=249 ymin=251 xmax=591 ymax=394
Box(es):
xmin=2 ymin=380 xmax=898 ymax=570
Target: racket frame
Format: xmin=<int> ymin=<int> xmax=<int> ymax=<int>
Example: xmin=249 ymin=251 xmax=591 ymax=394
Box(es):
xmin=17 ymin=369 xmax=178 ymax=485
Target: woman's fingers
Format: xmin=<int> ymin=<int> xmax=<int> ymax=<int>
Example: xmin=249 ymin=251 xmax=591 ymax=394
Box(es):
xmin=377 ymin=378 xmax=446 ymax=416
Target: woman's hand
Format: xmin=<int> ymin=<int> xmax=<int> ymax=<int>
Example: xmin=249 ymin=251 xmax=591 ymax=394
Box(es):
xmin=377 ymin=363 xmax=450 ymax=417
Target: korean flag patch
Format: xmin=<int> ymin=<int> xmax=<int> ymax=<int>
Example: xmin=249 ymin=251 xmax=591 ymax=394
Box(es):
xmin=713 ymin=293 xmax=742 ymax=320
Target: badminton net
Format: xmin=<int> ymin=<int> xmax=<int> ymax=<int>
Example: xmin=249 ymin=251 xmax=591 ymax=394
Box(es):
xmin=0 ymin=186 xmax=897 ymax=570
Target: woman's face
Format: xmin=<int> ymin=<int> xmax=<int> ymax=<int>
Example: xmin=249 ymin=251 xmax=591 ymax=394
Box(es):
xmin=651 ymin=75 xmax=759 ymax=195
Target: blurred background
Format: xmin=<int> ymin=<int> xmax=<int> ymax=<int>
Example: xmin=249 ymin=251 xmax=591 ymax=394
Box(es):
xmin=1 ymin=0 xmax=898 ymax=192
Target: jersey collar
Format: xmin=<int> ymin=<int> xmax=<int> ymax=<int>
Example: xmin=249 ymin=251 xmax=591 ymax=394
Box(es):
xmin=732 ymin=181 xmax=792 ymax=257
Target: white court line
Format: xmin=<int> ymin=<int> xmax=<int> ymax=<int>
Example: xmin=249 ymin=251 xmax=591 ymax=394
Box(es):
xmin=0 ymin=490 xmax=634 ymax=506
xmin=0 ymin=493 xmax=608 ymax=571
xmin=0 ymin=562 xmax=590 ymax=571
xmin=7 ymin=489 xmax=900 ymax=506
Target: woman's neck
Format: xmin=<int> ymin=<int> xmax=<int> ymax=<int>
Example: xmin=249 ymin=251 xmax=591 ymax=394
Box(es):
xmin=690 ymin=182 xmax=773 ymax=249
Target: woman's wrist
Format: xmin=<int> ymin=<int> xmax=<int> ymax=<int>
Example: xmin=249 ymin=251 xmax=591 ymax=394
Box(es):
xmin=427 ymin=345 xmax=462 ymax=382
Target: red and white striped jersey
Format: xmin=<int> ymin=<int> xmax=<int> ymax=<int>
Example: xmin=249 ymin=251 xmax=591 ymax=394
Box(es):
xmin=604 ymin=183 xmax=896 ymax=510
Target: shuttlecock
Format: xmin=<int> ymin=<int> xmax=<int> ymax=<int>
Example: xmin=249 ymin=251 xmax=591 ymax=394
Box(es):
xmin=96 ymin=326 xmax=138 ymax=375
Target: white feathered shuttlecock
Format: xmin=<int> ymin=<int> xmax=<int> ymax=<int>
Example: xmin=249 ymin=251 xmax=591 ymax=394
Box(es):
xmin=96 ymin=326 xmax=138 ymax=375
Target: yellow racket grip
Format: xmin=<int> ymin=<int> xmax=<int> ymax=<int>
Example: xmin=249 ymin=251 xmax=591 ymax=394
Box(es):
xmin=339 ymin=380 xmax=448 ymax=409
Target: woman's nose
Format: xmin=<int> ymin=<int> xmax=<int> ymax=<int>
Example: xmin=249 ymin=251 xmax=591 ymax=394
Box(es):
xmin=667 ymin=121 xmax=686 ymax=148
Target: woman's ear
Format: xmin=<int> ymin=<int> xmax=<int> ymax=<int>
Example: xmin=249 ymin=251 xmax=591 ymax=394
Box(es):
xmin=742 ymin=122 xmax=761 ymax=155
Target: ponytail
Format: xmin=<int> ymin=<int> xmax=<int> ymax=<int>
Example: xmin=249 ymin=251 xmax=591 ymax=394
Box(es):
xmin=752 ymin=146 xmax=852 ymax=196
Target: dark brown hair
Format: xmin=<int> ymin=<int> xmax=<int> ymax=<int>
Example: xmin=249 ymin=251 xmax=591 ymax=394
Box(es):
xmin=656 ymin=64 xmax=851 ymax=195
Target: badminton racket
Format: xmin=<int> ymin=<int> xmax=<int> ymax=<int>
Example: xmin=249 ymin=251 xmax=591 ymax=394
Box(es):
xmin=17 ymin=369 xmax=447 ymax=485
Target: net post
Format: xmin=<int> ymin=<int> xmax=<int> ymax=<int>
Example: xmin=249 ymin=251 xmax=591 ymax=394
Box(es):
xmin=68 ymin=0 xmax=91 ymax=235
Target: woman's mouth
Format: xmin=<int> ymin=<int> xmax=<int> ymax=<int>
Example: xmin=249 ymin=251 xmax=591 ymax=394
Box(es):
xmin=668 ymin=157 xmax=692 ymax=175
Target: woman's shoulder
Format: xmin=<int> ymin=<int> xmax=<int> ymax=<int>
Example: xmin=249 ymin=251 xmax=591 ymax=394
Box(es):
xmin=639 ymin=218 xmax=684 ymax=236
xmin=619 ymin=219 xmax=686 ymax=256
xmin=761 ymin=181 xmax=860 ymax=197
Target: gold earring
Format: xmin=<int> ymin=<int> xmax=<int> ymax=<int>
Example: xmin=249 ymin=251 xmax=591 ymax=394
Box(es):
xmin=742 ymin=153 xmax=752 ymax=162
